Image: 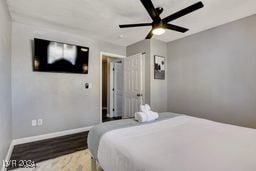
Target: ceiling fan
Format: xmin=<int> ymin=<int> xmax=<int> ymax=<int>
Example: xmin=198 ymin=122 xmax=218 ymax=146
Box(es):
xmin=119 ymin=0 xmax=204 ymax=39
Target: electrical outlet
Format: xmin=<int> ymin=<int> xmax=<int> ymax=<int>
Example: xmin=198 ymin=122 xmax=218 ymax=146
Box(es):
xmin=32 ymin=120 xmax=37 ymax=126
xmin=38 ymin=119 xmax=43 ymax=126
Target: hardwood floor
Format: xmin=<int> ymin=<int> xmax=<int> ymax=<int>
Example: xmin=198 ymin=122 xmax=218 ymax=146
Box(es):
xmin=102 ymin=109 xmax=122 ymax=122
xmin=8 ymin=131 xmax=89 ymax=170
xmin=103 ymin=116 xmax=122 ymax=122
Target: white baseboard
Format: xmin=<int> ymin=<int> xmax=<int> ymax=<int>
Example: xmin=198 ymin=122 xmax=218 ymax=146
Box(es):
xmin=13 ymin=125 xmax=93 ymax=145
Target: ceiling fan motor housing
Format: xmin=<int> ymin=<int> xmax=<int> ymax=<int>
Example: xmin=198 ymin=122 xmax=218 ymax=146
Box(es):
xmin=156 ymin=7 xmax=164 ymax=15
xmin=152 ymin=21 xmax=164 ymax=29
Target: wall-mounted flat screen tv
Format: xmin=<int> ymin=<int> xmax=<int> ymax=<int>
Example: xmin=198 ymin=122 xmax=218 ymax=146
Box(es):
xmin=33 ymin=38 xmax=89 ymax=74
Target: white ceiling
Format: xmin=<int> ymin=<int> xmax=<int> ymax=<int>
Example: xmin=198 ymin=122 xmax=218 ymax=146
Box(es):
xmin=6 ymin=0 xmax=256 ymax=46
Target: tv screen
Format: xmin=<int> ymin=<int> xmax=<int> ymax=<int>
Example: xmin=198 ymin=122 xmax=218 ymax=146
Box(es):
xmin=33 ymin=38 xmax=89 ymax=74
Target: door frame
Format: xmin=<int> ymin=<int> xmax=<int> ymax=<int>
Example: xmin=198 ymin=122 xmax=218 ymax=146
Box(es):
xmin=100 ymin=52 xmax=125 ymax=123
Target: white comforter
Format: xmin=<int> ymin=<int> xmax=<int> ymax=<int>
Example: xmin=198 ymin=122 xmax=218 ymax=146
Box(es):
xmin=98 ymin=115 xmax=256 ymax=171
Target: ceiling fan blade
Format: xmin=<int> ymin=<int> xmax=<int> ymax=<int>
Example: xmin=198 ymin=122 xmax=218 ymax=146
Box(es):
xmin=163 ymin=1 xmax=204 ymax=23
xmin=164 ymin=24 xmax=189 ymax=33
xmin=119 ymin=23 xmax=152 ymax=28
xmin=140 ymin=0 xmax=161 ymax=22
xmin=145 ymin=30 xmax=153 ymax=39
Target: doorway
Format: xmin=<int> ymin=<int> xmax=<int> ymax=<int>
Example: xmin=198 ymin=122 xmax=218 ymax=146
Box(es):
xmin=102 ymin=56 xmax=124 ymax=122
xmin=100 ymin=52 xmax=145 ymax=123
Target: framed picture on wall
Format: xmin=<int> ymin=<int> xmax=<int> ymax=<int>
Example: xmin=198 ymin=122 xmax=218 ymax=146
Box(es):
xmin=154 ymin=55 xmax=165 ymax=80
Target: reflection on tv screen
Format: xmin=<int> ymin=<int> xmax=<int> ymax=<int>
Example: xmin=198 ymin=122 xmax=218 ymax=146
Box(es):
xmin=33 ymin=38 xmax=89 ymax=74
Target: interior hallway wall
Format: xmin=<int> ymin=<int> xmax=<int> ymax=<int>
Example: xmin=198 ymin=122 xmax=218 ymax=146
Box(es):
xmin=102 ymin=60 xmax=108 ymax=109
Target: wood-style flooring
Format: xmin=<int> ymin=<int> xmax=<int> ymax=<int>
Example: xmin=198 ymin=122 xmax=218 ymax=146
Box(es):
xmin=8 ymin=131 xmax=89 ymax=170
xmin=102 ymin=109 xmax=122 ymax=122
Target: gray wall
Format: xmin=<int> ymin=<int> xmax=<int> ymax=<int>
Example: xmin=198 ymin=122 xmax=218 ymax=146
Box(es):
xmin=0 ymin=0 xmax=12 ymax=167
xmin=11 ymin=22 xmax=126 ymax=139
xmin=150 ymin=39 xmax=168 ymax=112
xmin=167 ymin=14 xmax=256 ymax=128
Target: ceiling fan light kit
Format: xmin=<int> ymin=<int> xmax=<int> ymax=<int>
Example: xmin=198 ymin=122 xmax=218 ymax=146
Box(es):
xmin=119 ymin=0 xmax=204 ymax=39
xmin=152 ymin=27 xmax=165 ymax=35
xmin=152 ymin=22 xmax=165 ymax=35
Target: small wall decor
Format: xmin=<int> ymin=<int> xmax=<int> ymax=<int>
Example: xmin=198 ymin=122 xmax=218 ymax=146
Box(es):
xmin=154 ymin=55 xmax=165 ymax=80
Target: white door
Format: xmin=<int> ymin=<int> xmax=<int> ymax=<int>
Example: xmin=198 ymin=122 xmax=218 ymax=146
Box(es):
xmin=123 ymin=53 xmax=145 ymax=118
xmin=113 ymin=62 xmax=123 ymax=117
xmin=109 ymin=62 xmax=114 ymax=118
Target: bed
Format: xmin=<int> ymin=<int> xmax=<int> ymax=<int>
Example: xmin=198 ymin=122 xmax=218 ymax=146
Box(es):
xmin=88 ymin=112 xmax=256 ymax=171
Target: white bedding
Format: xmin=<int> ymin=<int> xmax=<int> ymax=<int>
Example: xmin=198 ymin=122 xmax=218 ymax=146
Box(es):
xmin=98 ymin=115 xmax=256 ymax=171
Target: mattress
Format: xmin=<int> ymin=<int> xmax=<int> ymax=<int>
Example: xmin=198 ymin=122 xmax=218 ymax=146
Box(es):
xmin=97 ymin=115 xmax=256 ymax=171
xmin=87 ymin=112 xmax=181 ymax=159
